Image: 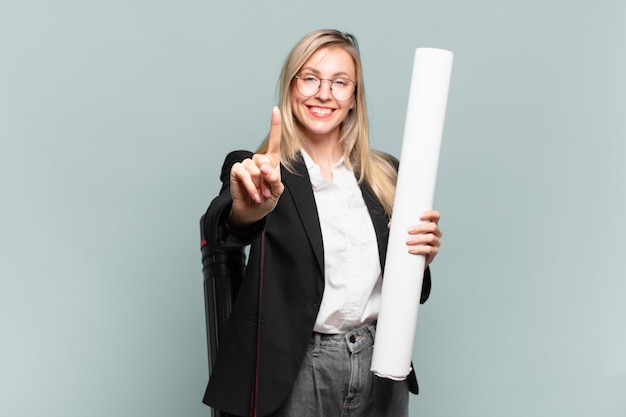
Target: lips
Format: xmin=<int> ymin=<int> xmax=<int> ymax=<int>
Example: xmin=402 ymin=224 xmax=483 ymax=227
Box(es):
xmin=308 ymin=106 xmax=335 ymax=117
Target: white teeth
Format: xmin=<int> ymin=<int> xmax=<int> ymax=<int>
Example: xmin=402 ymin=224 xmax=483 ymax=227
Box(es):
xmin=310 ymin=107 xmax=333 ymax=115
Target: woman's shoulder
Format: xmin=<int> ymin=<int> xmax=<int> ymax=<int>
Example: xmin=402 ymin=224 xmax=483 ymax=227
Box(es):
xmin=224 ymin=150 xmax=254 ymax=162
xmin=217 ymin=150 xmax=254 ymax=182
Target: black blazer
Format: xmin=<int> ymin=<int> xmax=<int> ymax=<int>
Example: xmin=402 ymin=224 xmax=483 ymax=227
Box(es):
xmin=202 ymin=150 xmax=431 ymax=417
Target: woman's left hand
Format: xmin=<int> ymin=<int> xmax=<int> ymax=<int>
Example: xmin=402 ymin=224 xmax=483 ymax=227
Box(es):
xmin=406 ymin=210 xmax=442 ymax=268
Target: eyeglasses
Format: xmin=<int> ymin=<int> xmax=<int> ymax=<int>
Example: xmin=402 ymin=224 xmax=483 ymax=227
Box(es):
xmin=293 ymin=73 xmax=357 ymax=102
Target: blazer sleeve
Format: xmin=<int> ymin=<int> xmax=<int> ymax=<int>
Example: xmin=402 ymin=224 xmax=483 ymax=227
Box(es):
xmin=202 ymin=150 xmax=266 ymax=251
xmin=421 ymin=267 xmax=432 ymax=304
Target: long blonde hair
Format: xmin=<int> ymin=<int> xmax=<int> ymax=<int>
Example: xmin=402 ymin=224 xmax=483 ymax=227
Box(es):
xmin=258 ymin=29 xmax=397 ymax=217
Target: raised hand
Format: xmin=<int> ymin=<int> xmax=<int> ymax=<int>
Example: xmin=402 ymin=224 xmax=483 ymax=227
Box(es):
xmin=228 ymin=107 xmax=284 ymax=229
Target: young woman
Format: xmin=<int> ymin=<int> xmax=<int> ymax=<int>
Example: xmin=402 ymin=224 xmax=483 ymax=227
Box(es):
xmin=202 ymin=29 xmax=442 ymax=417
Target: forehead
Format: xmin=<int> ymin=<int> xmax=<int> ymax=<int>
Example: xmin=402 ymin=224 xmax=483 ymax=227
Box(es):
xmin=300 ymin=46 xmax=356 ymax=77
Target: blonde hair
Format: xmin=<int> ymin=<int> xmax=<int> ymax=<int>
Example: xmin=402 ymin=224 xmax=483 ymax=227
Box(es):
xmin=258 ymin=29 xmax=397 ymax=217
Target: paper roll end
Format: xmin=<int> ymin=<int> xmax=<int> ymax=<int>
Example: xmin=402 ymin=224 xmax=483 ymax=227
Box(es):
xmin=372 ymin=371 xmax=409 ymax=381
xmin=415 ymin=47 xmax=454 ymax=56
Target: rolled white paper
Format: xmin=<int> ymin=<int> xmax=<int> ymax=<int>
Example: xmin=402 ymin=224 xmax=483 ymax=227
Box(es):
xmin=371 ymin=48 xmax=453 ymax=380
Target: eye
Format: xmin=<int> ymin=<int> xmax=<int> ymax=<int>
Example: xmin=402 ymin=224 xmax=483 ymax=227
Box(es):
xmin=300 ymin=74 xmax=319 ymax=84
xmin=333 ymin=78 xmax=350 ymax=88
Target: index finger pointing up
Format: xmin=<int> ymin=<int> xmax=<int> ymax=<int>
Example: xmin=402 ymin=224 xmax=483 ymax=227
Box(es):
xmin=266 ymin=106 xmax=282 ymax=158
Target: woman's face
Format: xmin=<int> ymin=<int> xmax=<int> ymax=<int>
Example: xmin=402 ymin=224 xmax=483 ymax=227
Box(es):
xmin=290 ymin=46 xmax=356 ymax=144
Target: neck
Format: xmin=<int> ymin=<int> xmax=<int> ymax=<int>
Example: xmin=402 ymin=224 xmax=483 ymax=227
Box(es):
xmin=302 ymin=140 xmax=343 ymax=181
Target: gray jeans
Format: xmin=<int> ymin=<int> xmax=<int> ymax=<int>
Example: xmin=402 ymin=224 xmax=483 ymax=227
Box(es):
xmin=268 ymin=324 xmax=409 ymax=417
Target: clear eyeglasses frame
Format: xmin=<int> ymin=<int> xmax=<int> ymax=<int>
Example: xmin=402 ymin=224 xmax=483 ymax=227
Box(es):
xmin=293 ymin=73 xmax=357 ymax=102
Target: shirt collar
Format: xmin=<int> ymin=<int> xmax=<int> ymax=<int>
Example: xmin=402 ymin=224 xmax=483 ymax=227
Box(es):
xmin=300 ymin=148 xmax=346 ymax=190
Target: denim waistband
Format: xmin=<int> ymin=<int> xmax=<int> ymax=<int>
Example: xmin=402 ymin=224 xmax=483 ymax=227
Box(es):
xmin=311 ymin=323 xmax=376 ymax=354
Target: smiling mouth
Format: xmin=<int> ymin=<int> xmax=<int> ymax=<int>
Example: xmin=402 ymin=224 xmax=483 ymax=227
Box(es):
xmin=308 ymin=106 xmax=334 ymax=117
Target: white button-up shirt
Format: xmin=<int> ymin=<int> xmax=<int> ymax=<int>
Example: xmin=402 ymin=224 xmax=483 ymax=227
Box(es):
xmin=301 ymin=149 xmax=383 ymax=334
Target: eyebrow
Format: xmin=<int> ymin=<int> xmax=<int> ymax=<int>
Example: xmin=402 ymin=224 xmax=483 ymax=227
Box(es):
xmin=299 ymin=67 xmax=355 ymax=79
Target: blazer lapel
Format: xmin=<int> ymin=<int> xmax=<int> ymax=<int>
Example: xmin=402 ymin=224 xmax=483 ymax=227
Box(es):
xmin=360 ymin=182 xmax=390 ymax=272
xmin=281 ymin=157 xmax=325 ymax=274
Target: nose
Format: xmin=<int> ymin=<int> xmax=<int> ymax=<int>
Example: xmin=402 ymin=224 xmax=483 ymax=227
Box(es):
xmin=315 ymin=79 xmax=333 ymax=101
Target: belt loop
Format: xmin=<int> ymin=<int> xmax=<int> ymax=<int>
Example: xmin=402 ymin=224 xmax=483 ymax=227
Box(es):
xmin=367 ymin=323 xmax=376 ymax=341
xmin=313 ymin=332 xmax=321 ymax=354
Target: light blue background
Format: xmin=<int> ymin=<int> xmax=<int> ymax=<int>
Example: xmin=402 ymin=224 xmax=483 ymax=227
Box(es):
xmin=1 ymin=1 xmax=624 ymax=416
